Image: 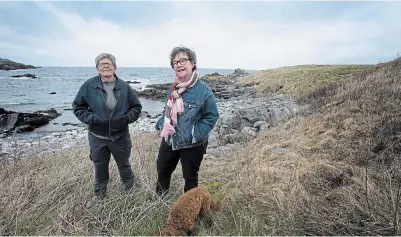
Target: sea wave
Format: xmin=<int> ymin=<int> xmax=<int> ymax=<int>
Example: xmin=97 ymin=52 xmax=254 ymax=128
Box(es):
xmin=10 ymin=76 xmax=37 ymax=80
xmin=1 ymin=102 xmax=35 ymax=106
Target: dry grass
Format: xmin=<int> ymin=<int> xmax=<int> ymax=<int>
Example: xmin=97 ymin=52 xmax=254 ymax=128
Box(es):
xmin=0 ymin=133 xmax=203 ymax=235
xmin=239 ymin=64 xmax=374 ymax=99
xmin=2 ymin=58 xmax=401 ymax=235
xmin=205 ymin=58 xmax=401 ymax=235
xmin=204 ymin=75 xmax=226 ymax=80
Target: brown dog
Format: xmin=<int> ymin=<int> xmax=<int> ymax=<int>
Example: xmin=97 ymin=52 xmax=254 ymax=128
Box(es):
xmin=157 ymin=186 xmax=221 ymax=236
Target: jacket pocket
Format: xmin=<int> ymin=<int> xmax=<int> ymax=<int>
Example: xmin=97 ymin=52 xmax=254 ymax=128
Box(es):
xmin=110 ymin=115 xmax=128 ymax=133
xmin=192 ymin=122 xmax=208 ymax=143
xmin=177 ymin=101 xmax=196 ymax=144
xmin=183 ymin=100 xmax=198 ymax=121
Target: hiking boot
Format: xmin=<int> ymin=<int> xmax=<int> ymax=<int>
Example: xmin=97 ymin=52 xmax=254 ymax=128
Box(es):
xmin=124 ymin=182 xmax=134 ymax=192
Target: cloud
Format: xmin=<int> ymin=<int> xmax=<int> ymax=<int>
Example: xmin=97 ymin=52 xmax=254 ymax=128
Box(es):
xmin=1 ymin=2 xmax=401 ymax=70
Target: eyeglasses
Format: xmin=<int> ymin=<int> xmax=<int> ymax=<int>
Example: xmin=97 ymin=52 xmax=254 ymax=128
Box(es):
xmin=98 ymin=62 xmax=113 ymax=68
xmin=172 ymin=58 xmax=190 ymax=67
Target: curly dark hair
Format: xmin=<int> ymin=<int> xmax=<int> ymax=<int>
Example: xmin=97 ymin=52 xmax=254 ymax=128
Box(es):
xmin=169 ymin=46 xmax=197 ymax=70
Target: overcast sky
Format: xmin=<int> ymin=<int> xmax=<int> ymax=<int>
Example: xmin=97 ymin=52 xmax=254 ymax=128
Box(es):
xmin=1 ymin=1 xmax=400 ymax=70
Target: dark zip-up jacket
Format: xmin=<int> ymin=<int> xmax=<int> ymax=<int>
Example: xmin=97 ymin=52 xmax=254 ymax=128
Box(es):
xmin=72 ymin=75 xmax=142 ymax=141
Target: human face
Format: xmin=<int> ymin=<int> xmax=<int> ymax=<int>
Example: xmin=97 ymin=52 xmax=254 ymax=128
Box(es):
xmin=173 ymin=52 xmax=194 ymax=82
xmin=97 ymin=58 xmax=115 ymax=80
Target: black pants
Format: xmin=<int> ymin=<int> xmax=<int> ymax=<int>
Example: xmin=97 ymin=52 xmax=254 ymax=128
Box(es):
xmin=156 ymin=139 xmax=208 ymax=195
xmin=88 ymin=132 xmax=134 ymax=197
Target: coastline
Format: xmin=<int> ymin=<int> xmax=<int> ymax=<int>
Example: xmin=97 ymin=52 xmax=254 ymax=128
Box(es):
xmin=0 ymin=95 xmax=300 ymax=161
xmin=0 ymin=68 xmax=300 ymax=161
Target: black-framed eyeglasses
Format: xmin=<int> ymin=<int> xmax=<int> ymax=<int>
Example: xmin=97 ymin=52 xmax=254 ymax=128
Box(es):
xmin=98 ymin=62 xmax=113 ymax=68
xmin=173 ymin=58 xmax=190 ymax=67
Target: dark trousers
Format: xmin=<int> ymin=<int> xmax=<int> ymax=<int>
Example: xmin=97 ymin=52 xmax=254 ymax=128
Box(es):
xmin=88 ymin=132 xmax=134 ymax=197
xmin=156 ymin=139 xmax=208 ymax=195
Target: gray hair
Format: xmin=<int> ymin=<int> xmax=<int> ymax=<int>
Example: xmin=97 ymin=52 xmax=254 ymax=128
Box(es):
xmin=95 ymin=53 xmax=117 ymax=69
xmin=169 ymin=46 xmax=197 ymax=70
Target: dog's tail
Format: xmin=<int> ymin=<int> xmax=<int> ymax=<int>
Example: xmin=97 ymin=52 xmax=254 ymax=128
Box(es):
xmin=210 ymin=200 xmax=222 ymax=211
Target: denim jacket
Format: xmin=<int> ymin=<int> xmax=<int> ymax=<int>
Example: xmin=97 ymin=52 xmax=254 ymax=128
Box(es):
xmin=72 ymin=75 xmax=142 ymax=141
xmin=155 ymin=80 xmax=219 ymax=150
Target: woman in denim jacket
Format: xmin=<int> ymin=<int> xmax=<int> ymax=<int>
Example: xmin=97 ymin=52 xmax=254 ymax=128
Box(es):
xmin=155 ymin=46 xmax=219 ymax=195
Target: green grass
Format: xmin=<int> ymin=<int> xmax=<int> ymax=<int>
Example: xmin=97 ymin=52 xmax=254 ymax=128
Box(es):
xmin=239 ymin=64 xmax=374 ymax=98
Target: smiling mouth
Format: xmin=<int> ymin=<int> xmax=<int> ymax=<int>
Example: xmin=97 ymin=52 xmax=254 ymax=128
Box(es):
xmin=177 ymin=68 xmax=185 ymax=72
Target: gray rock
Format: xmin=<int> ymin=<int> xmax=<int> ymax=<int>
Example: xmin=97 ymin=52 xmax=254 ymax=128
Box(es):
xmin=11 ymin=74 xmax=38 ymax=79
xmin=253 ymin=121 xmax=267 ymax=128
xmin=242 ymin=126 xmax=257 ymax=138
xmin=239 ymin=105 xmax=270 ymax=125
xmin=253 ymin=121 xmax=270 ymax=132
xmin=207 ymin=131 xmax=219 ymax=148
xmin=0 ymin=113 xmax=18 ymax=131
xmin=270 ymin=147 xmax=289 ymax=154
xmin=221 ymin=111 xmax=242 ymax=130
xmin=219 ymin=124 xmax=231 ymax=137
xmin=259 ymin=124 xmax=270 ymax=132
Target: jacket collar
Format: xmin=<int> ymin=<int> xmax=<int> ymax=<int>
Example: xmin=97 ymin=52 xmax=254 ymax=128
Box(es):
xmin=182 ymin=80 xmax=200 ymax=94
xmin=91 ymin=74 xmax=122 ymax=89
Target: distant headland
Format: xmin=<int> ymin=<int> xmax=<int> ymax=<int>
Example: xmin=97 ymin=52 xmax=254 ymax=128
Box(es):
xmin=0 ymin=58 xmax=39 ymax=71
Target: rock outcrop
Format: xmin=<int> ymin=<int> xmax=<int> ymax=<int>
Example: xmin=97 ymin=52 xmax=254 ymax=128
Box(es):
xmin=0 ymin=58 xmax=38 ymax=71
xmin=136 ymin=83 xmax=170 ymax=101
xmin=0 ymin=108 xmax=61 ymax=137
xmin=11 ymin=74 xmax=38 ymax=79
xmin=205 ymin=95 xmax=299 ymax=156
xmin=136 ymin=68 xmax=254 ymax=101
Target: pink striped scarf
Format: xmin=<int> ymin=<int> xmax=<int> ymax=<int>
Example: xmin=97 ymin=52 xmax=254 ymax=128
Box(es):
xmin=160 ymin=71 xmax=198 ymax=139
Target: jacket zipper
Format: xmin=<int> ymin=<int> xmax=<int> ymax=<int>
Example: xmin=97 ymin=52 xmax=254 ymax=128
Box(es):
xmin=108 ymin=87 xmax=118 ymax=141
xmin=100 ymin=87 xmax=115 ymax=141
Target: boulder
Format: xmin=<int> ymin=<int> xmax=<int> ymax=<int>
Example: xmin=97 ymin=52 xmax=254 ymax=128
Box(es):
xmin=0 ymin=108 xmax=61 ymax=137
xmin=209 ymin=97 xmax=299 ymax=148
xmin=11 ymin=74 xmax=38 ymax=79
xmin=239 ymin=105 xmax=270 ymax=126
xmin=220 ymin=111 xmax=242 ymax=130
xmin=34 ymin=108 xmax=61 ymax=119
xmin=253 ymin=120 xmax=270 ymax=132
xmin=126 ymin=80 xmax=141 ymax=84
xmin=136 ymin=83 xmax=171 ymax=101
xmin=207 ymin=130 xmax=220 ymax=148
xmin=242 ymin=126 xmax=257 ymax=138
xmin=15 ymin=125 xmax=34 ymax=133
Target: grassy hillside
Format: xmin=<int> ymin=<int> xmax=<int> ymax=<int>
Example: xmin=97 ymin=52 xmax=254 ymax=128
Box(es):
xmin=1 ymin=58 xmax=401 ymax=235
xmin=239 ymin=64 xmax=374 ymax=99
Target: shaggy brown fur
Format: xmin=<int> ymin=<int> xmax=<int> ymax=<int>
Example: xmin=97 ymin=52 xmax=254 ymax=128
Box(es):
xmin=157 ymin=186 xmax=222 ymax=236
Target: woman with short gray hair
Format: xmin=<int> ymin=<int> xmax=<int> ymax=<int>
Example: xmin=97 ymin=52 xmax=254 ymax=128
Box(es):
xmin=155 ymin=46 xmax=219 ymax=195
xmin=72 ymin=53 xmax=142 ymax=205
xmin=95 ymin=53 xmax=117 ymax=70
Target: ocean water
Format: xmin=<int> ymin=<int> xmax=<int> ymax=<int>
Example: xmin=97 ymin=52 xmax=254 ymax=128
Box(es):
xmin=0 ymin=67 xmax=253 ymax=133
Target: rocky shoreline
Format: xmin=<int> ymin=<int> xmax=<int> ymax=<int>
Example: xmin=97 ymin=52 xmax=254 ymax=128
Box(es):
xmin=136 ymin=68 xmax=256 ymax=102
xmin=0 ymin=96 xmax=299 ymax=161
xmin=0 ymin=68 xmax=302 ymax=161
